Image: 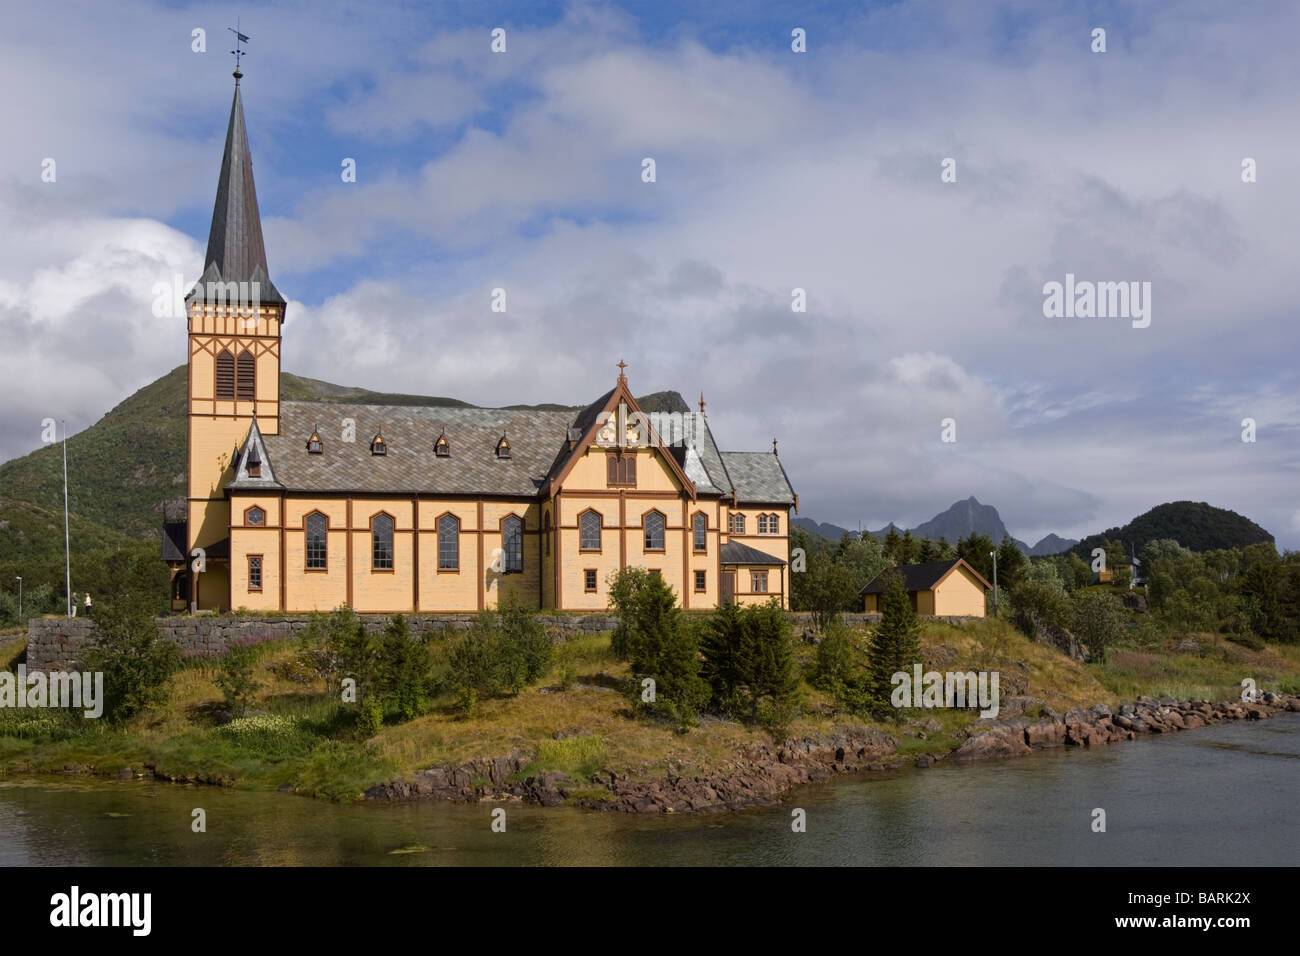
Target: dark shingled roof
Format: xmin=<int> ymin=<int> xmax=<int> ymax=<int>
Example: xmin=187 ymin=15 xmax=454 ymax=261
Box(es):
xmin=237 ymin=401 xmax=575 ymax=496
xmin=720 ymin=540 xmax=787 ymax=566
xmin=720 ymin=451 xmax=795 ymax=504
xmin=859 ymin=559 xmax=990 ymax=595
xmin=162 ymin=521 xmax=186 ymax=562
xmin=224 ymin=390 xmax=795 ymax=503
xmin=188 ymin=79 xmax=285 ymax=306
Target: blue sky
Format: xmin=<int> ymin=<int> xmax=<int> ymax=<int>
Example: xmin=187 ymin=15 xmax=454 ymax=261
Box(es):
xmin=1 ymin=0 xmax=1296 ymax=548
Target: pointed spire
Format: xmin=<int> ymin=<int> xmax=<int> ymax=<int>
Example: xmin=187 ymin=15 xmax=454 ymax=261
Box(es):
xmin=194 ymin=74 xmax=284 ymax=306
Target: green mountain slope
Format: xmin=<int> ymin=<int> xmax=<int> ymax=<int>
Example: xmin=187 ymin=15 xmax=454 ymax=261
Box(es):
xmin=1070 ymin=500 xmax=1274 ymax=558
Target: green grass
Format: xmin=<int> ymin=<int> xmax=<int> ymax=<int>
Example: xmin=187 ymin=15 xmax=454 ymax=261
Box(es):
xmin=1090 ymin=631 xmax=1297 ymax=702
xmin=4 ymin=616 xmax=1299 ymax=807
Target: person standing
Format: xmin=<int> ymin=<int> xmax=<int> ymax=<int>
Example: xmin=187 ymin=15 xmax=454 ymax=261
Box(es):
xmin=84 ymin=592 xmax=93 ymax=618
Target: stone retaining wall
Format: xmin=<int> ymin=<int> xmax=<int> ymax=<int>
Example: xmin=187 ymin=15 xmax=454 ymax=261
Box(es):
xmin=25 ymin=613 xmax=619 ymax=672
xmin=25 ymin=610 xmax=982 ymax=672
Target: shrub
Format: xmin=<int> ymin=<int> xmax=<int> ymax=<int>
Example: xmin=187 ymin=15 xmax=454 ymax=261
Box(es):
xmin=698 ymin=598 xmax=800 ymax=733
xmin=1070 ymin=590 xmax=1125 ymax=664
xmin=215 ymin=641 xmax=261 ymax=717
xmin=375 ymin=615 xmax=432 ymax=720
xmin=811 ymin=618 xmax=856 ymax=694
xmin=1009 ymin=578 xmax=1071 ymax=640
xmin=356 ymin=696 xmax=384 ymax=737
xmin=497 ymin=596 xmax=552 ymax=693
xmin=608 ymin=567 xmax=708 ymax=729
xmin=80 ymin=556 xmax=181 ymax=724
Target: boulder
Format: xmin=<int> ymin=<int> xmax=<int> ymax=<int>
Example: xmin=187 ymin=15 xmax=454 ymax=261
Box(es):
xmin=1025 ymin=720 xmax=1066 ymax=748
xmin=951 ymin=727 xmax=1030 ymax=761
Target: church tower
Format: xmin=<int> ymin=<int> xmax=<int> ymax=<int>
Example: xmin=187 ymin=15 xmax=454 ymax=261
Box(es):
xmin=185 ymin=65 xmax=285 ymax=609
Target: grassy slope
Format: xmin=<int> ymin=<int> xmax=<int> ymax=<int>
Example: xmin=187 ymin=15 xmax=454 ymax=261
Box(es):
xmin=4 ymin=616 xmax=1295 ymax=803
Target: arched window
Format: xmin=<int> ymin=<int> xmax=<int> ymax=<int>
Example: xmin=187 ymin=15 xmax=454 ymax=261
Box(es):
xmin=215 ymin=349 xmax=235 ymax=399
xmin=579 ymin=510 xmax=602 ymax=551
xmin=766 ymin=513 xmax=779 ymax=535
xmin=372 ymin=513 xmax=394 ymax=570
xmin=236 ymin=350 xmax=255 ymax=400
xmin=438 ymin=513 xmax=459 ymax=571
xmin=693 ymin=512 xmax=707 ymax=552
xmin=643 ymin=511 xmax=665 ymax=552
xmin=502 ymin=515 xmax=522 ymax=572
xmin=729 ymin=513 xmax=745 ymax=535
xmin=305 ymin=512 xmax=328 ymax=569
xmin=757 ymin=514 xmax=769 ymax=535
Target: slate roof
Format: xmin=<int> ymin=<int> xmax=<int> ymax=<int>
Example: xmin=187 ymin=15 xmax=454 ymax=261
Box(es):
xmin=231 ymin=401 xmax=573 ymax=496
xmin=720 ymin=451 xmax=796 ymax=504
xmin=162 ymin=521 xmax=187 ymax=562
xmin=224 ymin=392 xmax=796 ymax=504
xmin=187 ymin=79 xmax=285 ymax=307
xmin=859 ymin=559 xmax=991 ymax=595
xmin=720 ymin=541 xmax=787 ymax=566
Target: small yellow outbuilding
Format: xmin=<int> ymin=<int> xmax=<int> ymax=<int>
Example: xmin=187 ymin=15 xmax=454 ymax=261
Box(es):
xmin=860 ymin=558 xmax=991 ymax=617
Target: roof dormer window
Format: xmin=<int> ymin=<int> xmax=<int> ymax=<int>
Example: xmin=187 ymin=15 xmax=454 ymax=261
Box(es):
xmin=370 ymin=431 xmax=387 ymax=456
xmin=247 ymin=443 xmax=262 ymax=478
xmin=496 ymin=436 xmax=511 ymax=459
xmin=435 ymin=432 xmax=450 ymax=457
xmin=306 ymin=429 xmax=322 ymax=454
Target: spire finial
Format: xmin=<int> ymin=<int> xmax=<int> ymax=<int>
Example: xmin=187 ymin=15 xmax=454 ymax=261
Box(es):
xmin=229 ymin=21 xmax=250 ymax=81
xmin=772 ymin=437 xmax=778 ymax=455
xmin=616 ymin=359 xmax=627 ymax=382
xmin=698 ymin=391 xmax=707 ymax=416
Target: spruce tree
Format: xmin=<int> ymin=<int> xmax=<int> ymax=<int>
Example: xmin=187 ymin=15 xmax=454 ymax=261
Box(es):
xmin=866 ymin=571 xmax=922 ymax=716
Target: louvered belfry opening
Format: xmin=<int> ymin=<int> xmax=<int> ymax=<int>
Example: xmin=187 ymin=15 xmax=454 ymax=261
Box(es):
xmin=216 ymin=349 xmax=236 ymax=399
xmin=236 ymin=350 xmax=256 ymax=399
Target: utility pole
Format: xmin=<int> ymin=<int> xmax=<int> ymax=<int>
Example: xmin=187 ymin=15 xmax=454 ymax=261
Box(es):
xmin=989 ymin=549 xmax=999 ymax=618
xmin=63 ymin=420 xmax=71 ymax=618
xmin=14 ymin=576 xmax=20 ymax=621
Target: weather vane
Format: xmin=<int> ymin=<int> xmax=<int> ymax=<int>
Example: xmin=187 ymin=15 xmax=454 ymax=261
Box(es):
xmin=228 ymin=20 xmax=250 ymax=78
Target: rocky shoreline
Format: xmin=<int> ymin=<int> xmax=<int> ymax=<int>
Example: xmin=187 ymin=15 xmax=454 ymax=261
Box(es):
xmin=363 ymin=691 xmax=1300 ymax=812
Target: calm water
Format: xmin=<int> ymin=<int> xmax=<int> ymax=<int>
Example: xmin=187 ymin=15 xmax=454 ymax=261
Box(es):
xmin=2 ymin=714 xmax=1297 ymax=866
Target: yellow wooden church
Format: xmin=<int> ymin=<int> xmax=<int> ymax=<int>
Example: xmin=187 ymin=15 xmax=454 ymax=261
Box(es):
xmin=163 ymin=70 xmax=797 ymax=614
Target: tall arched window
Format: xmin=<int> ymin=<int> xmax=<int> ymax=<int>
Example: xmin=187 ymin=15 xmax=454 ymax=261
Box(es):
xmin=236 ymin=350 xmax=256 ymax=400
xmin=372 ymin=513 xmax=394 ymax=570
xmin=215 ymin=349 xmax=235 ymax=399
xmin=693 ymin=512 xmax=707 ymax=552
xmin=502 ymin=515 xmax=522 ymax=572
xmin=438 ymin=513 xmax=459 ymax=570
xmin=305 ymin=512 xmax=328 ymax=569
xmin=757 ymin=514 xmax=769 ymax=535
xmin=644 ymin=511 xmax=665 ymax=552
xmin=579 ymin=510 xmax=602 ymax=551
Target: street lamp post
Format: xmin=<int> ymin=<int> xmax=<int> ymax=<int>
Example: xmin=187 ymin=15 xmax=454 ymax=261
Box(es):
xmin=14 ymin=576 xmax=20 ymax=622
xmin=989 ymin=550 xmax=999 ymax=618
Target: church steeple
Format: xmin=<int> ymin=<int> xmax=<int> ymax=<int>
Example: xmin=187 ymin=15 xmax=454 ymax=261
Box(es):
xmin=193 ymin=73 xmax=284 ymax=305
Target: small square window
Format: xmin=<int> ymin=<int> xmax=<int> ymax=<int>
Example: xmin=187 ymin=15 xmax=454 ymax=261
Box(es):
xmin=584 ymin=569 xmax=598 ymax=592
xmin=694 ymin=570 xmax=706 ymax=592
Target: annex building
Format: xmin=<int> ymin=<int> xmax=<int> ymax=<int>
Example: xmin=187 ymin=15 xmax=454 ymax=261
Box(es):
xmin=162 ymin=69 xmax=797 ymax=614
